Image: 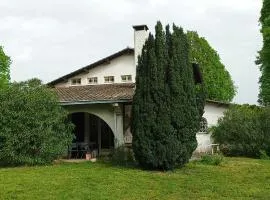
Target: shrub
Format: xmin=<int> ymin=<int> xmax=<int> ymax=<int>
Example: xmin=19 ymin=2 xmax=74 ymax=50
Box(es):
xmin=260 ymin=150 xmax=270 ymax=160
xmin=212 ymin=104 xmax=270 ymax=158
xmin=0 ymin=79 xmax=74 ymax=165
xmin=110 ymin=146 xmax=135 ymax=166
xmin=200 ymin=154 xmax=224 ymax=166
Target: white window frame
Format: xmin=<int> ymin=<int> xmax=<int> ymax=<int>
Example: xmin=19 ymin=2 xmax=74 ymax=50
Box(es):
xmin=121 ymin=75 xmax=132 ymax=82
xmin=71 ymin=78 xmax=81 ymax=85
xmin=88 ymin=77 xmax=98 ymax=84
xmin=104 ymin=76 xmax=114 ymax=83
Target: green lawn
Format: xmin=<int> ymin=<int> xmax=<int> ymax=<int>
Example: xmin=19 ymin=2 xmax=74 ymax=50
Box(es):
xmin=0 ymin=157 xmax=269 ymax=200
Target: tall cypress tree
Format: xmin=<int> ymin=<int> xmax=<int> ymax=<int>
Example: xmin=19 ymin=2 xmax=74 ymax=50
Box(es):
xmin=132 ymin=33 xmax=157 ymax=168
xmin=169 ymin=25 xmax=202 ymax=165
xmin=257 ymin=0 xmax=270 ymax=105
xmin=132 ymin=22 xmax=205 ymax=170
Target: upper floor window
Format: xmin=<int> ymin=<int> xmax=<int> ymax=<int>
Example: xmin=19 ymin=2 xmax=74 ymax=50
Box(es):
xmin=199 ymin=117 xmax=208 ymax=133
xmin=71 ymin=78 xmax=81 ymax=85
xmin=121 ymin=75 xmax=132 ymax=82
xmin=88 ymin=77 xmax=98 ymax=84
xmin=104 ymin=76 xmax=114 ymax=83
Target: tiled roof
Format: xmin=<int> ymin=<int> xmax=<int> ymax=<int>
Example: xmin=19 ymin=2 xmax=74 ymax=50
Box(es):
xmin=54 ymin=83 xmax=135 ymax=103
xmin=54 ymin=83 xmax=230 ymax=107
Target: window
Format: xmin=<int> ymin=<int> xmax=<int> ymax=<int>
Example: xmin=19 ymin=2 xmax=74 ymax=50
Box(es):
xmin=121 ymin=75 xmax=132 ymax=82
xmin=88 ymin=77 xmax=98 ymax=84
xmin=71 ymin=78 xmax=81 ymax=85
xmin=199 ymin=117 xmax=208 ymax=133
xmin=104 ymin=76 xmax=114 ymax=83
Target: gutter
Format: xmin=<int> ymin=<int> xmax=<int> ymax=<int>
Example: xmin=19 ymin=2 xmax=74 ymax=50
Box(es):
xmin=59 ymin=99 xmax=132 ymax=106
xmin=205 ymin=99 xmax=231 ymax=107
xmin=59 ymin=98 xmax=229 ymax=107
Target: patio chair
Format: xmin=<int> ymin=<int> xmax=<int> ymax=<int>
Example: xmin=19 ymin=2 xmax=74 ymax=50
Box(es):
xmin=68 ymin=143 xmax=78 ymax=159
xmin=78 ymin=143 xmax=89 ymax=159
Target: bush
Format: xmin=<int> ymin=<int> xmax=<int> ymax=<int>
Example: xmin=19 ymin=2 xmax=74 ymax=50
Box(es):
xmin=260 ymin=150 xmax=270 ymax=160
xmin=200 ymin=154 xmax=224 ymax=166
xmin=110 ymin=146 xmax=135 ymax=166
xmin=212 ymin=105 xmax=270 ymax=158
xmin=0 ymin=79 xmax=74 ymax=165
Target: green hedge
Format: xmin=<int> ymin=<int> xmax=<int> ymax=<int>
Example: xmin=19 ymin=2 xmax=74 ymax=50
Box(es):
xmin=0 ymin=79 xmax=74 ymax=165
xmin=212 ymin=105 xmax=270 ymax=158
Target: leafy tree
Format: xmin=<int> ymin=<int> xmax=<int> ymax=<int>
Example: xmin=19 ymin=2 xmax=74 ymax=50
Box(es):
xmin=132 ymin=22 xmax=205 ymax=170
xmin=0 ymin=46 xmax=11 ymax=88
xmin=0 ymin=79 xmax=74 ymax=165
xmin=212 ymin=105 xmax=270 ymax=158
xmin=187 ymin=31 xmax=236 ymax=102
xmin=257 ymin=0 xmax=270 ymax=105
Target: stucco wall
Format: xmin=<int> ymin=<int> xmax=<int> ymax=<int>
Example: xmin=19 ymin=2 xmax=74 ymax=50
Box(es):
xmin=55 ymin=54 xmax=135 ymax=87
xmin=64 ymin=101 xmax=227 ymax=154
xmin=195 ymin=103 xmax=228 ymax=153
xmin=203 ymin=103 xmax=227 ymax=127
xmin=123 ymin=102 xmax=228 ymax=153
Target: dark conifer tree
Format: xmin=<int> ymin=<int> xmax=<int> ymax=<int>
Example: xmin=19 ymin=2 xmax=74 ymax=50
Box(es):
xmin=168 ymin=25 xmax=203 ymax=165
xmin=257 ymin=0 xmax=270 ymax=105
xmin=132 ymin=22 xmax=205 ymax=170
xmin=132 ymin=33 xmax=157 ymax=168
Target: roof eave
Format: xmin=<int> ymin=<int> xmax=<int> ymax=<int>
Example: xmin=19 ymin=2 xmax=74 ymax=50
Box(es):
xmin=205 ymin=99 xmax=231 ymax=107
xmin=60 ymin=99 xmax=132 ymax=106
xmin=60 ymin=98 xmax=229 ymax=107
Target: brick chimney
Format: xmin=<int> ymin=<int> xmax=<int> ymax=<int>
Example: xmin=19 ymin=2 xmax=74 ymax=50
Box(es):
xmin=132 ymin=25 xmax=149 ymax=67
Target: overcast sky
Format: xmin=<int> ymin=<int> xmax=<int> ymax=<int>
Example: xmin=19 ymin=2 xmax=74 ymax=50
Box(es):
xmin=0 ymin=0 xmax=262 ymax=104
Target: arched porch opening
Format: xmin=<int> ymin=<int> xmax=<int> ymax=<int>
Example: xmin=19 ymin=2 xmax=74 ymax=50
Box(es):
xmin=68 ymin=112 xmax=114 ymax=158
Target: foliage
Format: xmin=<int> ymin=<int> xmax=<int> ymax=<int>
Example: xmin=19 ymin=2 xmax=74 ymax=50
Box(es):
xmin=200 ymin=154 xmax=224 ymax=166
xmin=257 ymin=0 xmax=270 ymax=105
xmin=0 ymin=46 xmax=11 ymax=88
xmin=0 ymin=79 xmax=74 ymax=165
xmin=132 ymin=21 xmax=205 ymax=170
xmin=0 ymin=158 xmax=270 ymax=199
xmin=187 ymin=31 xmax=236 ymax=102
xmin=212 ymin=104 xmax=270 ymax=158
xmin=110 ymin=146 xmax=135 ymax=166
xmin=259 ymin=150 xmax=270 ymax=160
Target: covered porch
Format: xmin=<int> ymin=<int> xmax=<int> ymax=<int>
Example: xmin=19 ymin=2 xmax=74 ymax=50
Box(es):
xmin=53 ymin=84 xmax=135 ymax=159
xmin=68 ymin=112 xmax=115 ymax=158
xmin=64 ymin=102 xmax=126 ymax=159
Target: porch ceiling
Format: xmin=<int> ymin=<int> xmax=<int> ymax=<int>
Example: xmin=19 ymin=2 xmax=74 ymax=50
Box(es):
xmin=54 ymin=83 xmax=134 ymax=104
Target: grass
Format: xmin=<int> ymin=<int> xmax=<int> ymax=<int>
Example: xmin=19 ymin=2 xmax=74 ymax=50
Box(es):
xmin=0 ymin=157 xmax=269 ymax=200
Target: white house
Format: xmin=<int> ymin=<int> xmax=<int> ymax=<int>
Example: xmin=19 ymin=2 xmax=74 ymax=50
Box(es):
xmin=48 ymin=25 xmax=229 ymax=158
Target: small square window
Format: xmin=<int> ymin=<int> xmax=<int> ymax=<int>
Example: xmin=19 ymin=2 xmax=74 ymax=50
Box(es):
xmin=71 ymin=78 xmax=81 ymax=85
xmin=104 ymin=76 xmax=114 ymax=83
xmin=88 ymin=77 xmax=98 ymax=84
xmin=199 ymin=117 xmax=208 ymax=133
xmin=121 ymin=75 xmax=132 ymax=82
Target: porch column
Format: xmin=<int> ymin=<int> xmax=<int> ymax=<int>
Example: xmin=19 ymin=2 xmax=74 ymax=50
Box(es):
xmin=112 ymin=103 xmax=124 ymax=147
xmin=98 ymin=118 xmax=101 ymax=154
xmin=84 ymin=113 xmax=90 ymax=143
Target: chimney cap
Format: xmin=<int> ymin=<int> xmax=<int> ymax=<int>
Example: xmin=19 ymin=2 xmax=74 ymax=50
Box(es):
xmin=133 ymin=25 xmax=149 ymax=31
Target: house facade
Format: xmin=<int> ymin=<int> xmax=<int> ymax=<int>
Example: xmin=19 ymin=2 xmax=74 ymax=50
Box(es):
xmin=48 ymin=25 xmax=229 ymax=157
